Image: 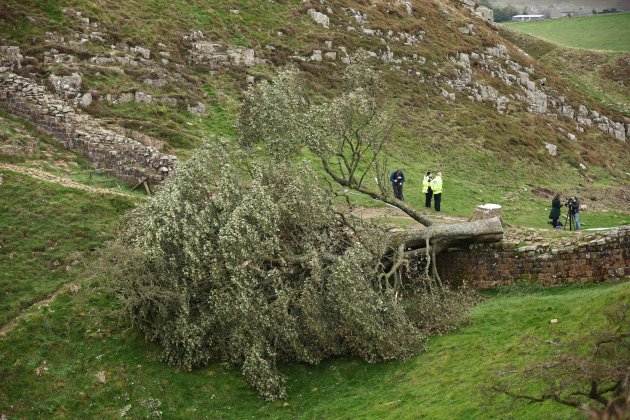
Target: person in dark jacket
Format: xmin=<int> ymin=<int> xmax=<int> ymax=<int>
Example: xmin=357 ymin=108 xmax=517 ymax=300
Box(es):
xmin=422 ymin=171 xmax=433 ymax=208
xmin=390 ymin=169 xmax=405 ymax=201
xmin=549 ymin=193 xmax=562 ymax=229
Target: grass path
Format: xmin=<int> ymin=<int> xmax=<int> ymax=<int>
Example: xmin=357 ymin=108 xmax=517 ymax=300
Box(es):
xmin=0 ymin=282 xmax=79 ymax=337
xmin=0 ymin=163 xmax=140 ymax=199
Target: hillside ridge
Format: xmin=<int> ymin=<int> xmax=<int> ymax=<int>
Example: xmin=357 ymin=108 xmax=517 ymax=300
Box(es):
xmin=0 ymin=0 xmax=628 ymax=224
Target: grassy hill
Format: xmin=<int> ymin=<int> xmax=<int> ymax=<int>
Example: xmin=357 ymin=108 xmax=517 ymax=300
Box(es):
xmin=1 ymin=0 xmax=628 ymax=227
xmin=0 ymin=0 xmax=629 ymax=417
xmin=503 ymin=13 xmax=630 ymax=51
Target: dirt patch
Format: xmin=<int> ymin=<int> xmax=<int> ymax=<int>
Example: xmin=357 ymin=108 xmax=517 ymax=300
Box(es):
xmin=530 ymin=186 xmax=555 ymax=199
xmin=600 ymin=54 xmax=630 ymax=85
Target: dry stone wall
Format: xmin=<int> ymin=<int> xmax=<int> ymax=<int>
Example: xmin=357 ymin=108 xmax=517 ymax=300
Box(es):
xmin=0 ymin=60 xmax=176 ymax=185
xmin=436 ymin=226 xmax=630 ymax=289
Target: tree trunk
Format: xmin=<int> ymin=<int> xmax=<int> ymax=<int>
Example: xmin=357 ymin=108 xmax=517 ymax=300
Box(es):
xmin=397 ymin=217 xmax=504 ymax=252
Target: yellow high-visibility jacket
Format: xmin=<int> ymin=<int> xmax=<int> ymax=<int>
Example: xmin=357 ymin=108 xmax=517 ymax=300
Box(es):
xmin=422 ymin=176 xmax=431 ymax=193
xmin=431 ymin=176 xmax=443 ymax=194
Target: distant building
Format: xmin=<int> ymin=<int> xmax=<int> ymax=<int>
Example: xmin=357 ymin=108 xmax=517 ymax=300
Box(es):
xmin=511 ymin=14 xmax=546 ymax=21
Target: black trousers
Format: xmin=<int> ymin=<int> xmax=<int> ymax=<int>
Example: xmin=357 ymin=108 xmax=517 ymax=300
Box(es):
xmin=434 ymin=193 xmax=442 ymax=211
xmin=392 ymin=183 xmax=404 ymax=200
xmin=425 ymin=188 xmax=433 ymax=208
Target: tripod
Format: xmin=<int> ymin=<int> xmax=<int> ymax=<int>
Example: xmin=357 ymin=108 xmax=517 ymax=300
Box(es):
xmin=563 ymin=210 xmax=576 ymax=231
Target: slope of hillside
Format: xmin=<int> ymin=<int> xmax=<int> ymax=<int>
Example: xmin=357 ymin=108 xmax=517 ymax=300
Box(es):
xmin=1 ymin=0 xmax=628 ymax=227
xmin=503 ymin=12 xmax=630 ymax=51
xmin=0 ymin=1 xmax=629 ymax=417
xmin=501 ymin=27 xmax=630 ymax=115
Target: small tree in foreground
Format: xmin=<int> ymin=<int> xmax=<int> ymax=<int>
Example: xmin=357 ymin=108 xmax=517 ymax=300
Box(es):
xmin=495 ymin=301 xmax=630 ymax=418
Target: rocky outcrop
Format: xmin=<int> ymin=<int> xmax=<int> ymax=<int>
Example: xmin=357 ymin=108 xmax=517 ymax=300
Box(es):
xmin=0 ymin=46 xmax=22 ymax=71
xmin=0 ymin=70 xmax=176 ymax=185
xmin=308 ymin=9 xmax=330 ymax=28
xmin=456 ymin=0 xmax=494 ymax=22
xmin=447 ymin=47 xmax=628 ymax=142
xmin=184 ymin=32 xmax=263 ymax=68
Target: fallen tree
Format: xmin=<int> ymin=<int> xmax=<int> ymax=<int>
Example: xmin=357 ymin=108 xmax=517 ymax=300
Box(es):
xmin=109 ymin=144 xmax=477 ymax=400
xmin=110 ymin=57 xmax=503 ymax=400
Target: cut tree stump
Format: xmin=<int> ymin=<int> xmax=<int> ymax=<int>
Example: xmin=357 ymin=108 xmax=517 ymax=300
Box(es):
xmin=470 ymin=203 xmax=502 ymax=222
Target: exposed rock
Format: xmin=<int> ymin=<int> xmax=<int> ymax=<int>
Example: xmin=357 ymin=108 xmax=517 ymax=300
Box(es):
xmin=134 ymin=91 xmax=153 ymax=104
xmin=143 ymin=78 xmax=167 ymax=87
xmin=118 ymin=92 xmax=134 ymax=104
xmin=567 ymin=133 xmax=576 ymax=141
xmin=188 ymin=36 xmax=262 ymax=68
xmin=396 ymin=0 xmax=413 ymax=15
xmin=49 ymin=73 xmax=82 ymax=98
xmin=310 ymin=50 xmax=323 ymax=62
xmin=229 ymin=48 xmax=257 ymax=66
xmin=527 ymin=89 xmax=547 ymax=114
xmin=458 ymin=24 xmax=474 ymax=35
xmin=131 ymin=46 xmax=151 ymax=60
xmin=441 ymin=88 xmax=455 ymax=101
xmin=0 ymin=46 xmax=23 ymax=71
xmin=544 ymin=142 xmax=557 ymax=156
xmin=187 ymin=102 xmax=206 ymax=116
xmin=475 ymin=6 xmax=494 ymax=22
xmin=560 ymin=105 xmax=574 ymax=119
xmin=158 ymin=97 xmax=178 ymax=107
xmin=347 ymin=8 xmax=368 ymax=25
xmin=79 ymin=92 xmax=92 ymax=108
xmin=485 ymin=44 xmax=508 ymax=58
xmin=307 ymin=9 xmax=330 ymax=28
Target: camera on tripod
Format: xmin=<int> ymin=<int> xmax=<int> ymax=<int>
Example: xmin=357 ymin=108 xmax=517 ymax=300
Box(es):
xmin=563 ymin=196 xmax=580 ymax=231
xmin=564 ymin=197 xmax=579 ymax=214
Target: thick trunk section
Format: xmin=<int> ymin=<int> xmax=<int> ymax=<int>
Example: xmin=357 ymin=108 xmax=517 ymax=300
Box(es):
xmin=399 ymin=217 xmax=504 ymax=251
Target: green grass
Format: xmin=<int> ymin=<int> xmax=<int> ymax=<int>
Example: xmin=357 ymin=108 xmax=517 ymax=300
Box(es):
xmin=503 ymin=13 xmax=630 ymax=52
xmin=1 ymin=269 xmax=628 ymax=417
xmin=0 ymin=172 xmax=134 ymax=325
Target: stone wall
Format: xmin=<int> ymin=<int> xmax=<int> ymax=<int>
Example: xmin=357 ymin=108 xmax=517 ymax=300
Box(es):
xmin=0 ymin=65 xmax=176 ymax=185
xmin=436 ymin=226 xmax=630 ymax=289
